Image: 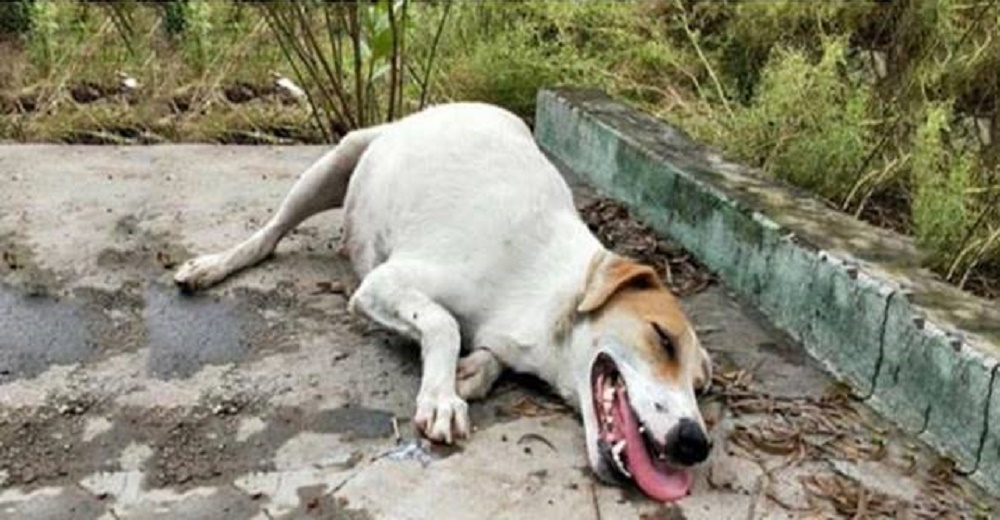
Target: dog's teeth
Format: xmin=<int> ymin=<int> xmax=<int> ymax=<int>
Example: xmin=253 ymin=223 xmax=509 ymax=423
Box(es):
xmin=639 ymin=425 xmax=646 ymax=434
xmin=611 ymin=440 xmax=632 ymax=478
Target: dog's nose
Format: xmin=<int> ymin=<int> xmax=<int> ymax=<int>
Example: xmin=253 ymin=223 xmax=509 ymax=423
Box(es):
xmin=666 ymin=418 xmax=712 ymax=465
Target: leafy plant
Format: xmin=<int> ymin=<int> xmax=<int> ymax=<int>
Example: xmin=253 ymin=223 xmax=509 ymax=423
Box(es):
xmin=721 ymin=39 xmax=874 ymax=202
xmin=0 ymin=0 xmax=34 ymax=38
xmin=912 ymin=103 xmax=972 ymax=268
xmin=259 ymin=0 xmax=447 ymax=141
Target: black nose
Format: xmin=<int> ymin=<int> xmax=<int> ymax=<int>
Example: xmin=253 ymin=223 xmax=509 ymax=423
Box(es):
xmin=666 ymin=418 xmax=711 ymax=465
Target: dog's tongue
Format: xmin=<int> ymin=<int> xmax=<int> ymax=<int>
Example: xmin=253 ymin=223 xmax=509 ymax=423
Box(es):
xmin=617 ymin=389 xmax=693 ymax=502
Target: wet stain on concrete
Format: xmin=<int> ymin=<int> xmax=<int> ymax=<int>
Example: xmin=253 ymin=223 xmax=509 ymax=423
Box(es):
xmin=0 ymin=282 xmax=151 ymax=383
xmin=0 ymin=280 xmax=303 ymax=382
xmin=146 ymin=286 xmax=251 ymax=378
xmin=0 ymin=216 xmax=307 ymax=381
xmin=0 ymin=287 xmax=92 ymax=381
xmin=145 ymin=284 xmax=298 ymax=379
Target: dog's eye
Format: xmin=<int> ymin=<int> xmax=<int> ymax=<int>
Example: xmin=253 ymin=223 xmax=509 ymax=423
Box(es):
xmin=652 ymin=322 xmax=676 ymax=359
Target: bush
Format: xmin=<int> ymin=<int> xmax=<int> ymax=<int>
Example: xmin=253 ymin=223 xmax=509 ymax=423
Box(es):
xmin=0 ymin=0 xmax=34 ymax=39
xmin=721 ymin=39 xmax=874 ymax=202
xmin=911 ymin=103 xmax=974 ymax=268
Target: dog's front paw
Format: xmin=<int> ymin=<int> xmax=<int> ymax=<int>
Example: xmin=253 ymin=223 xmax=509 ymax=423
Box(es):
xmin=173 ymin=253 xmax=228 ymax=292
xmin=414 ymin=391 xmax=469 ymax=444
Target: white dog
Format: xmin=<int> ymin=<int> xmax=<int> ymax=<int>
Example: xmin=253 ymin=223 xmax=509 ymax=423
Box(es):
xmin=174 ymin=103 xmax=713 ymax=501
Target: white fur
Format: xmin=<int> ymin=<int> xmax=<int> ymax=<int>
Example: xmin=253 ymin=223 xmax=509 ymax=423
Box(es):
xmin=174 ymin=103 xmax=708 ymax=460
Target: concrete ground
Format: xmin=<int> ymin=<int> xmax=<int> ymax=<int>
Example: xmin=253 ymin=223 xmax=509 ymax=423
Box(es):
xmin=0 ymin=145 xmax=996 ymax=519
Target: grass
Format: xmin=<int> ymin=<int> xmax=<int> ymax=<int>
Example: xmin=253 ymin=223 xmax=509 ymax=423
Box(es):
xmin=0 ymin=0 xmax=998 ymax=299
xmin=1 ymin=1 xmax=311 ymax=143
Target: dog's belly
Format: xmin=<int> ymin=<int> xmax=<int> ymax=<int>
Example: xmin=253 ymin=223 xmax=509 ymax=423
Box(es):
xmin=341 ymin=104 xmax=577 ymax=311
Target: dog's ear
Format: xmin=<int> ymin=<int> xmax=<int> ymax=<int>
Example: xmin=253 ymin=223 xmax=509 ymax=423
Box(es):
xmin=578 ymin=257 xmax=661 ymax=313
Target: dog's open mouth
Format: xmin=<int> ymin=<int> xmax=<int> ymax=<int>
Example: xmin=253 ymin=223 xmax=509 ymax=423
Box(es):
xmin=591 ymin=354 xmax=693 ymax=502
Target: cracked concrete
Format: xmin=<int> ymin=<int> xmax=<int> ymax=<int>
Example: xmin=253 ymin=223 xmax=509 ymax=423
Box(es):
xmin=0 ymin=145 xmax=997 ymax=519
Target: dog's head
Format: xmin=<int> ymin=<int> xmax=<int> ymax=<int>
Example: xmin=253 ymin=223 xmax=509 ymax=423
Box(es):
xmin=573 ymin=254 xmax=712 ymax=502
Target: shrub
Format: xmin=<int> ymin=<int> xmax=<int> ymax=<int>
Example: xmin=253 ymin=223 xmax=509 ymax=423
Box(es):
xmin=0 ymin=0 xmax=34 ymax=39
xmin=722 ymin=39 xmax=874 ymax=203
xmin=911 ymin=103 xmax=973 ymax=269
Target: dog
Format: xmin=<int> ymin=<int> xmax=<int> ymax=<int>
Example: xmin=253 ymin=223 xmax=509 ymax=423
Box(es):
xmin=173 ymin=103 xmax=713 ymax=502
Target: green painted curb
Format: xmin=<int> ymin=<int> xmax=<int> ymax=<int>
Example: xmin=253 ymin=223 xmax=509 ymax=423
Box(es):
xmin=535 ymin=88 xmax=1000 ymax=496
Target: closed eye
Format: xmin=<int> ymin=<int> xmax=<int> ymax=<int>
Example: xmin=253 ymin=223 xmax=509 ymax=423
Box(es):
xmin=651 ymin=322 xmax=676 ymax=359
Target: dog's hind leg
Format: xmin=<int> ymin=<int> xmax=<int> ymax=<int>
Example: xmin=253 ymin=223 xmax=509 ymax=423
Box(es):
xmin=348 ymin=260 xmax=470 ymax=444
xmin=456 ymin=349 xmax=503 ymax=401
xmin=174 ymin=126 xmax=384 ymax=291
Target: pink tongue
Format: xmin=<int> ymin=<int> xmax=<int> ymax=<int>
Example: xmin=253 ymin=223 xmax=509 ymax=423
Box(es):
xmin=616 ymin=389 xmax=693 ymax=502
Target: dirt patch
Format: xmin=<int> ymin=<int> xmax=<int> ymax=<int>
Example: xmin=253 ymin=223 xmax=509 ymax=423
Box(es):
xmin=0 ymin=392 xmax=399 ymax=492
xmin=963 ymin=259 xmax=1000 ymax=301
xmin=144 ymin=403 xmax=394 ymax=489
xmin=97 ymin=215 xmax=191 ymax=273
xmin=0 ymin=394 xmax=107 ymax=488
xmin=145 ymin=284 xmax=301 ymax=379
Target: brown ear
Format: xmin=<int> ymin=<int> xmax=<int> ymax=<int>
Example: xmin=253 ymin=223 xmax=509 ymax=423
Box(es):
xmin=577 ymin=257 xmax=661 ymax=313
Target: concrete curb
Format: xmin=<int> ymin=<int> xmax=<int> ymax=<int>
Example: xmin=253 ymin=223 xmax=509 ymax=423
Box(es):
xmin=535 ymin=88 xmax=1000 ymax=496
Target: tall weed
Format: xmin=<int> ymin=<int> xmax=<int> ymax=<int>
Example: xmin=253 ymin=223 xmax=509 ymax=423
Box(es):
xmin=722 ymin=39 xmax=873 ymax=202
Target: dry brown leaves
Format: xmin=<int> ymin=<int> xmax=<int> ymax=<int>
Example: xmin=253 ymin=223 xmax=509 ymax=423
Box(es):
xmin=579 ymin=198 xmax=715 ymax=297
xmin=713 ymin=369 xmax=993 ymax=518
xmin=312 ymin=279 xmax=350 ymax=296
xmin=913 ymin=460 xmax=993 ymax=519
xmin=713 ymin=369 xmax=880 ymax=466
xmin=502 ymin=395 xmax=570 ymax=418
xmin=800 ymin=473 xmax=905 ymax=518
xmin=799 ymin=471 xmax=990 ymax=520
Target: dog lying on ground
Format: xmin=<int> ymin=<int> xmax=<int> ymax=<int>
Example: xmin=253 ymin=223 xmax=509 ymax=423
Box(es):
xmin=174 ymin=103 xmax=713 ymax=501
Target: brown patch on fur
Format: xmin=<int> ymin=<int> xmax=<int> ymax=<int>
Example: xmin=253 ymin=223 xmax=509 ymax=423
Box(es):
xmin=581 ymin=256 xmax=696 ymax=384
xmin=604 ymin=288 xmax=690 ymax=382
xmin=577 ymin=256 xmax=661 ymax=313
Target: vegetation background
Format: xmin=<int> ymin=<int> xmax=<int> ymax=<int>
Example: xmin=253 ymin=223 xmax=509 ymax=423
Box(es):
xmin=1 ymin=1 xmax=998 ymax=299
